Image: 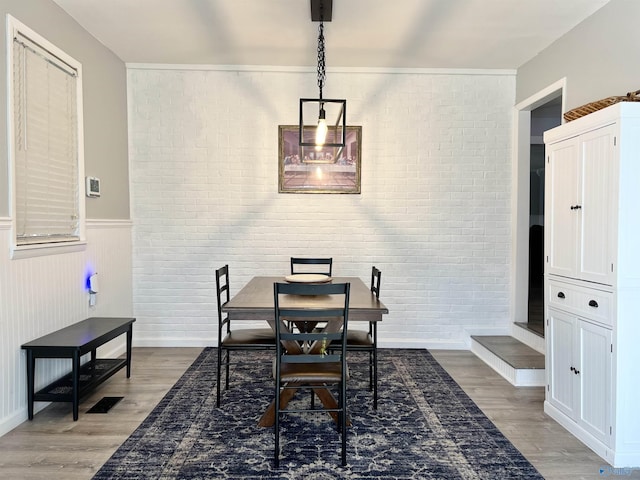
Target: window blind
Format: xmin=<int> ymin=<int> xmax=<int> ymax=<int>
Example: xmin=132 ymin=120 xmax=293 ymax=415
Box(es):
xmin=13 ymin=33 xmax=80 ymax=245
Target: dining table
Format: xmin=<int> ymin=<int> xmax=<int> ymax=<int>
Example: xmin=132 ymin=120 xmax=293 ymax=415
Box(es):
xmin=221 ymin=275 xmax=389 ymax=427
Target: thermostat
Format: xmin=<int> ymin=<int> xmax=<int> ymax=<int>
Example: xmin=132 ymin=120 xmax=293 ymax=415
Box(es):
xmin=86 ymin=176 xmax=101 ymax=197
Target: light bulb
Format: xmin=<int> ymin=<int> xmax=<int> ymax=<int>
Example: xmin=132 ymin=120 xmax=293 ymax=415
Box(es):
xmin=316 ymin=117 xmax=328 ymax=146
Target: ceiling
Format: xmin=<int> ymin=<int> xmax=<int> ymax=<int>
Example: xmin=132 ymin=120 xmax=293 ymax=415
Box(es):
xmin=52 ymin=0 xmax=611 ymax=69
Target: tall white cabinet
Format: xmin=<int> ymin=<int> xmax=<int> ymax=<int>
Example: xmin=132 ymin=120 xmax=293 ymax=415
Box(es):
xmin=544 ymin=103 xmax=640 ymax=468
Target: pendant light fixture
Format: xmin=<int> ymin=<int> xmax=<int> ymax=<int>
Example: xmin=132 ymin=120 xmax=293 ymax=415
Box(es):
xmin=299 ymin=0 xmax=346 ymax=150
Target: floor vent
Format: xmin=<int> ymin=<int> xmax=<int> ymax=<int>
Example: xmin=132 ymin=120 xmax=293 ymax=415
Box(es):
xmin=87 ymin=396 xmax=123 ymax=414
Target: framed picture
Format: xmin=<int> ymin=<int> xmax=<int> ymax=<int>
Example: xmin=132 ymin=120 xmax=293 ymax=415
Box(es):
xmin=278 ymin=125 xmax=361 ymax=194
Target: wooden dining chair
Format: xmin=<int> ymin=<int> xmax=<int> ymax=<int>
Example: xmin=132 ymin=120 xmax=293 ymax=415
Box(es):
xmin=273 ymin=281 xmax=351 ymax=467
xmin=288 ymin=257 xmax=334 ymax=332
xmin=215 ymin=265 xmax=276 ymax=408
xmin=290 ymin=257 xmax=333 ymax=276
xmin=345 ymin=266 xmax=381 ymax=409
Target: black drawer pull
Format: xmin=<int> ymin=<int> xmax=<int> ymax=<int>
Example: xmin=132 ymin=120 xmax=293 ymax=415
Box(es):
xmin=557 ymin=292 xmax=565 ymax=299
xmin=570 ymin=205 xmax=582 ymax=210
xmin=588 ymin=300 xmax=599 ymax=308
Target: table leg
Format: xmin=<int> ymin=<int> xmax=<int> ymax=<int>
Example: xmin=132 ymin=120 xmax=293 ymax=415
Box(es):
xmin=89 ymin=349 xmax=97 ymax=378
xmin=72 ymin=351 xmax=80 ymax=421
xmin=258 ymin=384 xmax=350 ymax=428
xmin=258 ymin=386 xmax=298 ymax=427
xmin=261 ymin=319 xmax=349 ymax=428
xmin=126 ymin=325 xmax=133 ymax=378
xmin=312 ymin=387 xmax=341 ymax=424
xmin=26 ymin=351 xmax=35 ymax=420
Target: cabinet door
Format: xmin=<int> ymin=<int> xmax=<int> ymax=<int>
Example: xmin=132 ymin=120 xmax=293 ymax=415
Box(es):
xmin=546 ymin=138 xmax=579 ymax=278
xmin=576 ymin=319 xmax=612 ymax=446
xmin=547 ymin=308 xmax=578 ymax=419
xmin=578 ymin=125 xmax=616 ymax=285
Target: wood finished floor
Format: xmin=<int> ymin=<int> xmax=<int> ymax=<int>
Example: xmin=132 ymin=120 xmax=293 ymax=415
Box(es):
xmin=0 ymin=348 xmax=630 ymax=480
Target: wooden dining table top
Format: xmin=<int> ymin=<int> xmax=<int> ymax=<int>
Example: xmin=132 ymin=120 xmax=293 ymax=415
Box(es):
xmin=222 ymin=276 xmax=389 ymax=322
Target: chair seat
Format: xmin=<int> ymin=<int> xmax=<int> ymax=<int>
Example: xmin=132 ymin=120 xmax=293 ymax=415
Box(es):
xmin=222 ymin=328 xmax=276 ymax=346
xmin=274 ymin=361 xmax=350 ymax=383
xmin=346 ymin=329 xmax=373 ymax=346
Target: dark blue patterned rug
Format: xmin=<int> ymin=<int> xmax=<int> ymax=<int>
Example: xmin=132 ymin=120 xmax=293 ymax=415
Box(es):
xmin=93 ymin=348 xmax=543 ymax=479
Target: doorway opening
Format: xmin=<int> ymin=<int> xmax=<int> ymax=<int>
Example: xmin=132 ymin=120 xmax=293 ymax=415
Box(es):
xmin=527 ymin=99 xmax=562 ymax=335
xmin=512 ymin=80 xmax=565 ymax=344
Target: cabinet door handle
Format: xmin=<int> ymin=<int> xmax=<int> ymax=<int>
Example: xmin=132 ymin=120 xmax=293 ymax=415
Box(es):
xmin=570 ymin=205 xmax=582 ymax=210
xmin=557 ymin=292 xmax=565 ymax=299
xmin=588 ymin=300 xmax=599 ymax=308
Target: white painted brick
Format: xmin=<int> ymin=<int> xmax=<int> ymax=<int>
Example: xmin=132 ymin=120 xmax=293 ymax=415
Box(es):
xmin=128 ymin=67 xmax=515 ymax=347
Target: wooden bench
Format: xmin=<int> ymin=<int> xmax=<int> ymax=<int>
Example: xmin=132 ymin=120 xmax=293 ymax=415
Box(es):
xmin=21 ymin=317 xmax=136 ymax=421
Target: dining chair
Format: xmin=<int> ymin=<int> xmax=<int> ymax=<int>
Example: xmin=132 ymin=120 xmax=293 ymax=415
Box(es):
xmin=215 ymin=264 xmax=276 ymax=408
xmin=345 ymin=266 xmax=381 ymax=409
xmin=288 ymin=257 xmax=334 ymax=332
xmin=273 ymin=281 xmax=351 ymax=467
xmin=290 ymin=257 xmax=333 ymax=276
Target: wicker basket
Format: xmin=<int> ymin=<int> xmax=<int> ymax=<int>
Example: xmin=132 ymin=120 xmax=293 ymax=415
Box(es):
xmin=564 ymin=89 xmax=640 ymax=122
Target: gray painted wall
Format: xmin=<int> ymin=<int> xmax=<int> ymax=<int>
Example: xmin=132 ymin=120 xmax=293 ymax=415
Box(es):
xmin=0 ymin=0 xmax=130 ymax=219
xmin=517 ymin=0 xmax=640 ymax=110
xmin=3 ymin=0 xmax=636 ymax=219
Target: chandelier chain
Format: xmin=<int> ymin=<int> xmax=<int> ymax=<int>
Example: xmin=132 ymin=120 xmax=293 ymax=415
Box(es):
xmin=316 ymin=21 xmax=326 ymax=99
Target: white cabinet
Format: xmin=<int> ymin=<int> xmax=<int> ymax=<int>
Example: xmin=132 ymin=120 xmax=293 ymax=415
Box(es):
xmin=545 ymin=124 xmax=616 ymax=285
xmin=544 ymin=103 xmax=640 ymax=468
xmin=547 ymin=306 xmax=612 ymax=447
xmin=547 ymin=308 xmax=577 ymax=418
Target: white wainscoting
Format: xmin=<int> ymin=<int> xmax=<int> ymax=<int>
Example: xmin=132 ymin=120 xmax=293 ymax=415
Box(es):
xmin=0 ymin=219 xmax=133 ymax=437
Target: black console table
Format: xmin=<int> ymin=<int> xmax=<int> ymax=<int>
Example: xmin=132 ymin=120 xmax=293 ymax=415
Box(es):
xmin=21 ymin=317 xmax=136 ymax=421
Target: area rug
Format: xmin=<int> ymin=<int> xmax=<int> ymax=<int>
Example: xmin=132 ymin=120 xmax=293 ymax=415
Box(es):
xmin=93 ymin=348 xmax=543 ymax=479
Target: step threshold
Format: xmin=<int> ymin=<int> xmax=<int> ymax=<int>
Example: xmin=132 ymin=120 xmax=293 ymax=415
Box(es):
xmin=471 ymin=335 xmax=545 ymax=387
xmin=471 ymin=335 xmax=544 ymax=369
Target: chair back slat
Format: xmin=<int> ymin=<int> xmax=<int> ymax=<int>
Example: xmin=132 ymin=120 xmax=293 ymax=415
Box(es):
xmin=279 ymin=308 xmax=345 ymax=318
xmin=280 ymin=331 xmax=343 ymax=341
xmin=281 ymin=353 xmax=342 ymax=363
xmin=215 ymin=265 xmax=231 ymax=333
xmin=371 ymin=266 xmax=382 ymax=298
xmin=290 ymin=257 xmax=333 ymax=276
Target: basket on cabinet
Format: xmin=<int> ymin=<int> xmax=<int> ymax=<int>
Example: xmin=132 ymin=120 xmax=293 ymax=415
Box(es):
xmin=563 ymin=89 xmax=640 ymax=122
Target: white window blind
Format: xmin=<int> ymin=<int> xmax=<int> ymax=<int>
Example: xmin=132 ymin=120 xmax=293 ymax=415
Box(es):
xmin=12 ymin=32 xmax=80 ymax=245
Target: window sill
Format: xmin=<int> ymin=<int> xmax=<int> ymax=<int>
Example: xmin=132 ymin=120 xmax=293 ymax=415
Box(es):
xmin=11 ymin=241 xmax=87 ymax=260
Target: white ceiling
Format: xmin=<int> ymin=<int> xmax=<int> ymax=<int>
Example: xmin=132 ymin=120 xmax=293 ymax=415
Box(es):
xmin=52 ymin=0 xmax=611 ymax=69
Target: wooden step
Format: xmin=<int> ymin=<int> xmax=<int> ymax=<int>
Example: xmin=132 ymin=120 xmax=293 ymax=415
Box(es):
xmin=471 ymin=335 xmax=545 ymax=387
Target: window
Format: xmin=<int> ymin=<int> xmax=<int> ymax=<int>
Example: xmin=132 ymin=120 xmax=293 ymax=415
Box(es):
xmin=7 ymin=16 xmax=85 ymax=258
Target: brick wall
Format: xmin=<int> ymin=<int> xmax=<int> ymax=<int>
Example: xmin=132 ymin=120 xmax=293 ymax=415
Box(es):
xmin=127 ymin=67 xmax=515 ymax=348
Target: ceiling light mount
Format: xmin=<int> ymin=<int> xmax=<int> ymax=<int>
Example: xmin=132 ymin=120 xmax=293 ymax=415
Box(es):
xmin=311 ymin=0 xmax=333 ymax=21
xmin=299 ymin=0 xmax=346 ymax=149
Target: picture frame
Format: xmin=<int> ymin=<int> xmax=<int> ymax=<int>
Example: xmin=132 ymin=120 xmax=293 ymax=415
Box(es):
xmin=278 ymin=125 xmax=361 ymax=194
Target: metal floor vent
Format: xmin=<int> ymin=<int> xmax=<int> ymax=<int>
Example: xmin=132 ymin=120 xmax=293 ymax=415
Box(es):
xmin=87 ymin=396 xmax=123 ymax=414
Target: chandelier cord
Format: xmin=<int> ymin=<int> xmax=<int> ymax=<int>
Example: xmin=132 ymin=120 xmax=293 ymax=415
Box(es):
xmin=316 ymin=21 xmax=326 ymax=100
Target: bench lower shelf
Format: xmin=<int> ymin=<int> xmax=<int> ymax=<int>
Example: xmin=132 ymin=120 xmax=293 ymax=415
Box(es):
xmin=33 ymin=358 xmax=127 ymax=403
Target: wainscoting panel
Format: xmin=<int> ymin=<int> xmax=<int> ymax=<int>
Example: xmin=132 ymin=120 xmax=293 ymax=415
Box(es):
xmin=0 ymin=219 xmax=133 ymax=437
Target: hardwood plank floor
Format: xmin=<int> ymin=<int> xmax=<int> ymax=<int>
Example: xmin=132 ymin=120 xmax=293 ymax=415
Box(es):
xmin=430 ymin=350 xmax=630 ymax=480
xmin=0 ymin=348 xmax=633 ymax=479
xmin=0 ymin=348 xmax=202 ymax=480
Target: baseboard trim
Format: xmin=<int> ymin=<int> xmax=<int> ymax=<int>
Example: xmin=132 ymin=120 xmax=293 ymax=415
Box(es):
xmin=132 ymin=336 xmax=470 ymax=350
xmin=544 ymin=401 xmax=614 ymax=466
